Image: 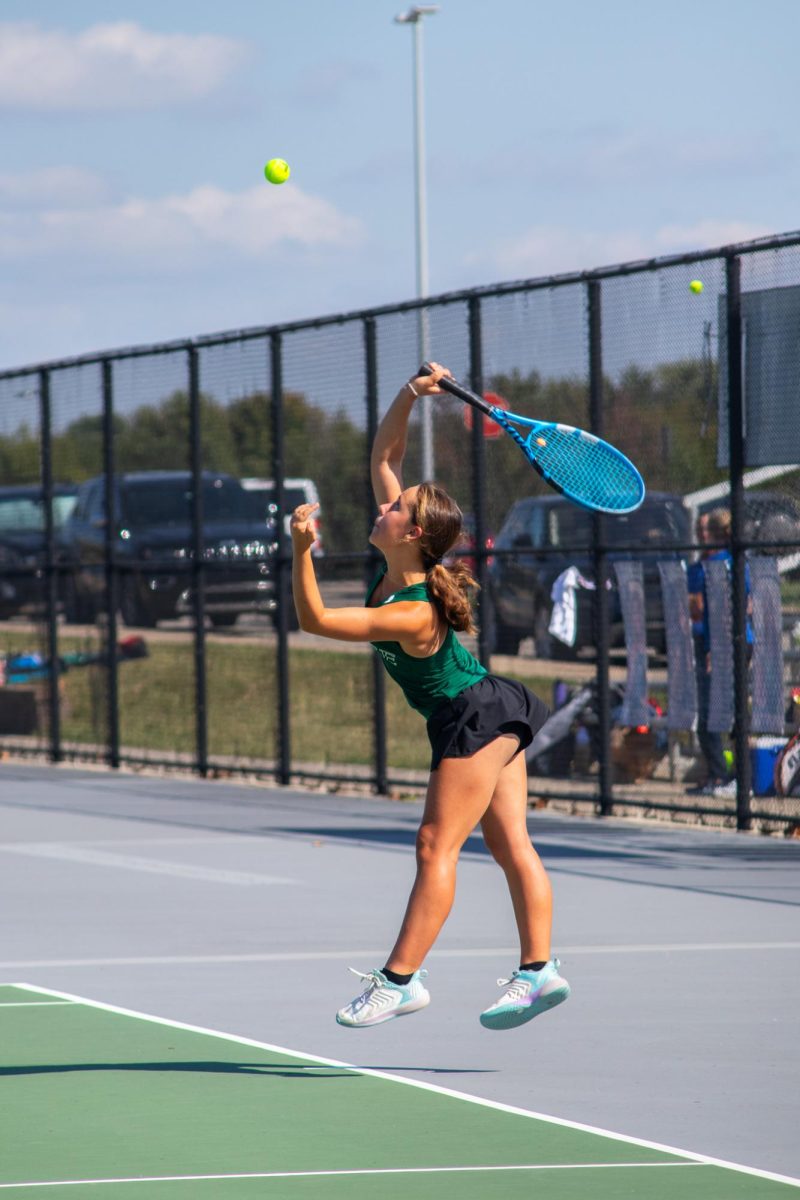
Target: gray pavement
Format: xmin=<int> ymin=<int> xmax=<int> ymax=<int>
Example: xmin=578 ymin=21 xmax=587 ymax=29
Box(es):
xmin=0 ymin=760 xmax=798 ymax=1180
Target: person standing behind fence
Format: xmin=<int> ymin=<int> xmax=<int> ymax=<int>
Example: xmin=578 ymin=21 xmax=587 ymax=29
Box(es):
xmin=290 ymin=362 xmax=569 ymax=1031
xmin=687 ymin=508 xmax=752 ymax=798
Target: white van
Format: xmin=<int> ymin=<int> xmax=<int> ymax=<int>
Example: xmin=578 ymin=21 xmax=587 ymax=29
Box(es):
xmin=241 ymin=477 xmax=324 ymax=556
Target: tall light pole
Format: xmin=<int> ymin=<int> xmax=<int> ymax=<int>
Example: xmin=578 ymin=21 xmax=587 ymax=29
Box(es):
xmin=394 ymin=5 xmax=439 ymax=481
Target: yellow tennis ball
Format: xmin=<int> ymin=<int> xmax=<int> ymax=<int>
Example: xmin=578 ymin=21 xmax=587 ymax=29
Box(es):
xmin=264 ymin=158 xmax=290 ymax=185
xmin=689 ymin=279 xmax=704 ymax=294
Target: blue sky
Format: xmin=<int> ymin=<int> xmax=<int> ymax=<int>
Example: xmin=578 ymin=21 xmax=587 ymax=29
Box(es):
xmin=2 ymin=0 xmax=798 ymax=370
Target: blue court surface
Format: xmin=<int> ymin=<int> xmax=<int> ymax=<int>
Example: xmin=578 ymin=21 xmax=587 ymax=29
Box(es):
xmin=0 ymin=761 xmax=798 ymax=1197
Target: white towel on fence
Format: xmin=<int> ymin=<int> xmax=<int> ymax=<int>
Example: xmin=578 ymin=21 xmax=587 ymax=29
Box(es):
xmin=549 ymin=566 xmax=580 ymax=646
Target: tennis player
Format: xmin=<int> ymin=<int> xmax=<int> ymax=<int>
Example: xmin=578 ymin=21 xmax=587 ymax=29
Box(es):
xmin=290 ymin=362 xmax=570 ymax=1031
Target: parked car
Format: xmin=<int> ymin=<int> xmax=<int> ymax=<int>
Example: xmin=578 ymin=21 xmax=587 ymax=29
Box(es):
xmin=60 ymin=471 xmax=282 ymax=629
xmin=0 ymin=484 xmax=79 ymax=619
xmin=485 ymin=492 xmax=691 ymax=658
xmin=240 ymin=477 xmax=324 ymax=556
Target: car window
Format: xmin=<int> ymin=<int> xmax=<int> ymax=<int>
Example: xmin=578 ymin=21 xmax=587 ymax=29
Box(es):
xmin=551 ymin=499 xmax=689 ymax=548
xmin=550 ymin=506 xmax=592 ymax=548
xmin=0 ymin=494 xmax=77 ymax=532
xmin=528 ymin=505 xmax=547 ymax=549
xmin=606 ymin=500 xmax=690 ymax=546
xmin=250 ymin=484 xmax=311 ymax=509
xmin=120 ymin=478 xmax=253 ymax=527
xmin=85 ymin=482 xmax=105 ymax=521
xmin=52 ymin=495 xmax=78 ymax=527
xmin=71 ymin=487 xmax=90 ymax=523
xmin=0 ymin=497 xmax=45 ymax=532
xmin=496 ymin=502 xmax=531 ymax=548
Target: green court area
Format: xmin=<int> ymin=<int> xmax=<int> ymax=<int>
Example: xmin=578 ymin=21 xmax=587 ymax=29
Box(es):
xmin=1 ymin=983 xmax=796 ymax=1199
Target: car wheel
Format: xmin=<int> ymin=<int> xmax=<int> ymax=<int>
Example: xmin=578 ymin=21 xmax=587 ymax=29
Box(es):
xmin=62 ymin=575 xmax=94 ymax=625
xmin=119 ymin=578 xmax=158 ymax=629
xmin=209 ymin=613 xmax=238 ymax=628
xmin=272 ymin=604 xmax=300 ymax=633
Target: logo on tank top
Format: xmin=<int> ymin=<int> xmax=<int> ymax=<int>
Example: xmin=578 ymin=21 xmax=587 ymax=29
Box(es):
xmin=376 ymin=647 xmax=397 ymax=665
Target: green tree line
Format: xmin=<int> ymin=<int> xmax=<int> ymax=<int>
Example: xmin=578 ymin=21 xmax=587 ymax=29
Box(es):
xmin=0 ymin=358 xmax=725 ymax=551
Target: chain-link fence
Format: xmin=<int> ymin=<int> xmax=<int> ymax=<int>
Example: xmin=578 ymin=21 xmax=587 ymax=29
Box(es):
xmin=1 ymin=232 xmax=799 ymax=832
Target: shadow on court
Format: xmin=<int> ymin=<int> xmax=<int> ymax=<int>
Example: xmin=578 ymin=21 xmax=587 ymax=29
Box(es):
xmin=0 ymin=1060 xmax=354 ymax=1079
xmin=284 ymin=825 xmax=664 ymax=862
xmin=284 ymin=826 xmax=800 ymax=908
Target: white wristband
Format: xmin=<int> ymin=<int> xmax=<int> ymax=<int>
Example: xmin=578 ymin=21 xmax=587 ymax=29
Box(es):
xmin=405 ymin=380 xmax=419 ymax=398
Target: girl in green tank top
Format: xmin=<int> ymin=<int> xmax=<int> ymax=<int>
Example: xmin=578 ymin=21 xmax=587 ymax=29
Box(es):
xmin=365 ymin=563 xmax=487 ymax=719
xmin=290 ymin=362 xmax=568 ymax=1032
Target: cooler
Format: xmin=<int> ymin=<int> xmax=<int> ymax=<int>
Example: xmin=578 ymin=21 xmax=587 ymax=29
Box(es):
xmin=750 ymin=737 xmax=786 ymax=796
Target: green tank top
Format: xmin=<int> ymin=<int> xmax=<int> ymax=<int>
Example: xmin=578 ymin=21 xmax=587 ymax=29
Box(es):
xmin=366 ymin=566 xmax=487 ymax=720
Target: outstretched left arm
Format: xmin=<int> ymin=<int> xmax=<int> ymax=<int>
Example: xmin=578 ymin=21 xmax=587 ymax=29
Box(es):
xmin=290 ymin=502 xmax=431 ymax=643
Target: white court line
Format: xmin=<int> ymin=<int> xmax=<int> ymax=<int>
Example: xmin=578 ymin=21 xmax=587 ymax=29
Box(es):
xmin=0 ymin=1163 xmax=704 ymax=1189
xmin=0 ymin=844 xmax=295 ymax=887
xmin=5 ymin=982 xmax=800 ymax=1191
xmin=0 ymin=941 xmax=798 ymax=971
xmin=0 ymin=1001 xmax=74 ymax=1008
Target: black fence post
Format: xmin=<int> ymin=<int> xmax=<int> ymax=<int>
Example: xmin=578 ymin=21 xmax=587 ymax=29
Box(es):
xmin=588 ymin=280 xmax=612 ymax=816
xmin=270 ymin=331 xmax=291 ymax=786
xmin=188 ymin=345 xmax=208 ymax=778
xmin=38 ymin=367 xmax=61 ymax=763
xmin=364 ymin=316 xmax=388 ymax=794
xmin=725 ymin=254 xmax=752 ymax=830
xmin=468 ymin=297 xmax=491 ymax=666
xmin=101 ymin=359 xmax=120 ymax=769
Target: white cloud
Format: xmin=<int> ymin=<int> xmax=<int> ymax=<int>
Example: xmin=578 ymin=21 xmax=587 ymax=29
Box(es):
xmin=481 ymin=219 xmax=773 ymax=280
xmin=0 ymin=21 xmax=250 ymax=110
xmin=0 ymin=180 xmax=363 ymax=267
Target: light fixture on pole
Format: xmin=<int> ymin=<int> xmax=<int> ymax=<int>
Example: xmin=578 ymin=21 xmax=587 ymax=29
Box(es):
xmin=394 ymin=4 xmax=439 ymax=482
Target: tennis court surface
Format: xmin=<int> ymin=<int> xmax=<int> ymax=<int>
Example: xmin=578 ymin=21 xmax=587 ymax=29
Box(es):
xmin=1 ymin=981 xmax=796 ymax=1198
xmin=1 ymin=761 xmax=798 ymax=1197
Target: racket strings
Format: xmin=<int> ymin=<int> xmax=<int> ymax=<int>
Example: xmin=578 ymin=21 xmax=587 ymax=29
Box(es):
xmin=522 ymin=425 xmax=642 ymax=512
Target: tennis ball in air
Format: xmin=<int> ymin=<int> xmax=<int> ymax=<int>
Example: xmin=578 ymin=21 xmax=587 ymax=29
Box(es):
xmin=689 ymin=279 xmax=704 ymax=294
xmin=264 ymin=158 xmax=291 ymax=185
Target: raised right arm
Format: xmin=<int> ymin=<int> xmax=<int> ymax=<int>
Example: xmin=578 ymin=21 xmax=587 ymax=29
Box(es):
xmin=370 ymin=362 xmax=449 ymax=506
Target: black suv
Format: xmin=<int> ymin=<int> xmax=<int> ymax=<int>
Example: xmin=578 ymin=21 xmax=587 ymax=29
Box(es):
xmin=61 ymin=471 xmax=279 ymax=628
xmin=485 ymin=492 xmax=691 ymax=657
xmin=0 ymin=484 xmax=78 ymax=619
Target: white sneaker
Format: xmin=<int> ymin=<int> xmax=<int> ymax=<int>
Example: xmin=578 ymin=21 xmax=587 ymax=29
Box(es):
xmin=480 ymin=959 xmax=570 ymax=1030
xmin=336 ymin=967 xmax=430 ymax=1028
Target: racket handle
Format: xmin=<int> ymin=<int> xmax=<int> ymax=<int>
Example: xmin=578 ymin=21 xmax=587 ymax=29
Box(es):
xmin=418 ymin=362 xmax=494 ymax=417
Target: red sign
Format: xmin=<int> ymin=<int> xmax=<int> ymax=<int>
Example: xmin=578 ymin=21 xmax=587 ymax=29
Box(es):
xmin=463 ymin=392 xmax=506 ymax=439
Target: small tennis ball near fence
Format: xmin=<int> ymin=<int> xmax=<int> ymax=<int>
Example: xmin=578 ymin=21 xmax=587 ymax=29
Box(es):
xmin=689 ymin=279 xmax=704 ymax=294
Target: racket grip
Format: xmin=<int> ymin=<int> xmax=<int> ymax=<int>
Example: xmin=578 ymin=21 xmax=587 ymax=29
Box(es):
xmin=417 ymin=363 xmax=493 ymax=415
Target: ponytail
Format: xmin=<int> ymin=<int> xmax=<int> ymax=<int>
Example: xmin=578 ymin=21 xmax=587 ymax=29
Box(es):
xmin=409 ymin=481 xmax=479 ymax=633
xmin=425 ymin=559 xmax=479 ymax=634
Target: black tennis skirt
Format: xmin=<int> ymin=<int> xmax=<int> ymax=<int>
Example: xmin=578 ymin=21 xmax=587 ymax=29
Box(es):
xmin=426 ymin=675 xmax=550 ymax=772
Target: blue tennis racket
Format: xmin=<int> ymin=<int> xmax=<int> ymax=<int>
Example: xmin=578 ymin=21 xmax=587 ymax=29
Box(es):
xmin=419 ymin=363 xmax=645 ymax=514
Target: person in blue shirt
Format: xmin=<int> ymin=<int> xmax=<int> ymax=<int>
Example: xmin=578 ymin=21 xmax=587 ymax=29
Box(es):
xmin=686 ymin=507 xmax=752 ymax=797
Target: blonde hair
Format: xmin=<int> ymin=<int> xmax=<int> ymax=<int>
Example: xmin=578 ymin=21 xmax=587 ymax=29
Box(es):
xmin=409 ymin=482 xmax=478 ymax=634
xmin=706 ymin=507 xmax=732 ymax=541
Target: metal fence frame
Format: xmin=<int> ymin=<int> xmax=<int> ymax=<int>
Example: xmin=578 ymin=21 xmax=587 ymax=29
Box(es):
xmin=3 ymin=230 xmax=800 ymax=830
